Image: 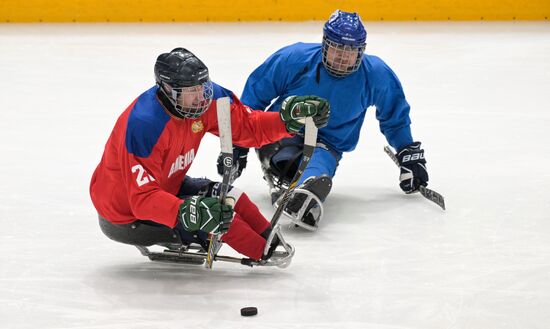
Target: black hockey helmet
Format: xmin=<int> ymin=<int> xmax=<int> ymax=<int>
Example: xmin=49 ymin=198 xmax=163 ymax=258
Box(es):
xmin=154 ymin=48 xmax=214 ymax=118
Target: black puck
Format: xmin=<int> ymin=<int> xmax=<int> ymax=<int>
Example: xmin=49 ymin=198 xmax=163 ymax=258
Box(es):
xmin=240 ymin=307 xmax=258 ymax=316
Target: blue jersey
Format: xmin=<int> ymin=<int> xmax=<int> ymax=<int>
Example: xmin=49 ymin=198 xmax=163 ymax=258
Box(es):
xmin=241 ymin=42 xmax=414 ymax=153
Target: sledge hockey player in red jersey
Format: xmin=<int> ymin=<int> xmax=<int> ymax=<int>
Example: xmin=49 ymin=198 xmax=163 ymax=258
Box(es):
xmin=90 ymin=48 xmax=329 ymax=266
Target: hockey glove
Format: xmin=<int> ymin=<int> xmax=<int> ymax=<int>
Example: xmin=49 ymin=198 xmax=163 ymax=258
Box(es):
xmin=397 ymin=142 xmax=429 ymax=194
xmin=178 ymin=196 xmax=234 ymax=234
xmin=280 ymin=95 xmax=330 ymax=133
xmin=216 ymin=146 xmax=249 ymax=180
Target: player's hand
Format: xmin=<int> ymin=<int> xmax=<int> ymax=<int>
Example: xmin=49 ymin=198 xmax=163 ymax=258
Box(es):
xmin=178 ymin=196 xmax=234 ymax=234
xmin=216 ymin=146 xmax=249 ymax=180
xmin=397 ymin=142 xmax=429 ymax=194
xmin=280 ymin=95 xmax=330 ymax=133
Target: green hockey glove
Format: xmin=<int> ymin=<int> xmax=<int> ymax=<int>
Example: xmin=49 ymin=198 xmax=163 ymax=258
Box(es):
xmin=280 ymin=95 xmax=330 ymax=133
xmin=178 ymin=196 xmax=234 ymax=234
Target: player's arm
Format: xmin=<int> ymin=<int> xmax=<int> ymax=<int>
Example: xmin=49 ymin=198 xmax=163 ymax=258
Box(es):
xmin=214 ymin=94 xmax=330 ymax=178
xmin=374 ymin=80 xmax=413 ymax=151
xmin=373 ymin=61 xmax=428 ymax=193
xmin=213 ymin=95 xmax=328 ymax=147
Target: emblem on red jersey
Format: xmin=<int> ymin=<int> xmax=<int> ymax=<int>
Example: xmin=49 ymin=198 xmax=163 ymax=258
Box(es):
xmin=191 ymin=121 xmax=204 ymax=133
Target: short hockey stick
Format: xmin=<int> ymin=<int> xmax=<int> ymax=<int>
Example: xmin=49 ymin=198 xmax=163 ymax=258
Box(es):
xmin=263 ymin=117 xmax=318 ymax=256
xmin=206 ymin=97 xmax=233 ymax=269
xmin=383 ymin=146 xmax=446 ymax=210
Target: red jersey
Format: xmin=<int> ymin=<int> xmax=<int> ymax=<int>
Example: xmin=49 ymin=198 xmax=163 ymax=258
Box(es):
xmin=90 ymin=84 xmax=290 ymax=228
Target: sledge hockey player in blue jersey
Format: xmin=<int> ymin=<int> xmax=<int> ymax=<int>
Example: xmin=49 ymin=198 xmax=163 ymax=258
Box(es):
xmin=217 ymin=10 xmax=430 ymax=230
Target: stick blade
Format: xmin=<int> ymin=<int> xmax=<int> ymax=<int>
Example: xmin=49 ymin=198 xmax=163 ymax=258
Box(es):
xmin=384 ymin=145 xmax=446 ymax=211
xmin=419 ymin=186 xmax=446 ymax=210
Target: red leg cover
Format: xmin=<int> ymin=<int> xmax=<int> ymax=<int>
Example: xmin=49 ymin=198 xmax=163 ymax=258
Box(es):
xmin=221 ymin=215 xmax=266 ymax=260
xmin=233 ymin=192 xmax=270 ymax=235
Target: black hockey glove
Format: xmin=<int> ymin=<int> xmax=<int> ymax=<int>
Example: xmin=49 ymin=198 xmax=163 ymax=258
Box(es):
xmin=280 ymin=95 xmax=330 ymax=133
xmin=397 ymin=142 xmax=429 ymax=194
xmin=178 ymin=196 xmax=234 ymax=234
xmin=216 ymin=146 xmax=249 ymax=180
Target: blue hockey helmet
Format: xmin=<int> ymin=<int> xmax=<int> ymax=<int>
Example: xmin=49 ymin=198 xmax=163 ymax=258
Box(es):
xmin=322 ymin=10 xmax=367 ymax=77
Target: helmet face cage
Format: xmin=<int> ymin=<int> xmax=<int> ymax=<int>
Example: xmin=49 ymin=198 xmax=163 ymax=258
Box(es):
xmin=161 ymin=80 xmax=214 ymax=119
xmin=322 ymin=36 xmax=365 ymax=77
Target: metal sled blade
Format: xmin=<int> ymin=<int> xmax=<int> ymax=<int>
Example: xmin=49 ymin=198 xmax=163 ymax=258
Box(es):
xmin=136 ymin=246 xmax=206 ymax=265
xmin=136 ymin=243 xmax=293 ymax=268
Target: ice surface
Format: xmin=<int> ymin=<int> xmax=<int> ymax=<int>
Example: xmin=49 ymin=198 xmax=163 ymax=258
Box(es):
xmin=1 ymin=21 xmax=549 ymax=329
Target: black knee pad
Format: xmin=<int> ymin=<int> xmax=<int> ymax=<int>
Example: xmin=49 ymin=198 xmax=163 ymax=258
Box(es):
xmin=257 ymin=140 xmax=303 ymax=185
xmin=257 ymin=142 xmax=280 ymax=168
